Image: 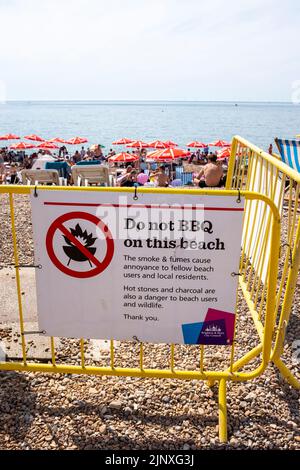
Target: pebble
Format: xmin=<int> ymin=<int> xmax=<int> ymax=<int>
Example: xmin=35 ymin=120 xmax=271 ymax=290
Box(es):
xmin=109 ymin=400 xmax=122 ymax=410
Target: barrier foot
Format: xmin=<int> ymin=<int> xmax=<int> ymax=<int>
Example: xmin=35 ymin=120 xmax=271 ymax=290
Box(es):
xmin=206 ymin=379 xmax=216 ymax=388
xmin=273 ymin=357 xmax=300 ymax=390
xmin=218 ymin=379 xmax=228 ymax=443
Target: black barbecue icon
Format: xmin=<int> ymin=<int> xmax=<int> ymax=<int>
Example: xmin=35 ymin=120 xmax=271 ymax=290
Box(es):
xmin=63 ymin=223 xmax=97 ymax=267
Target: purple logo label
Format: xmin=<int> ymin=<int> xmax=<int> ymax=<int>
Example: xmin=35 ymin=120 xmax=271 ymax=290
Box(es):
xmin=198 ymin=319 xmax=228 ymax=345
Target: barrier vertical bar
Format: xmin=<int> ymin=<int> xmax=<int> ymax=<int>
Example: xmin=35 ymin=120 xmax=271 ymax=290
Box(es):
xmin=50 ymin=337 xmax=56 ymax=366
xmin=9 ymin=193 xmax=27 ymax=365
xmin=218 ymin=379 xmax=228 ymax=443
xmin=80 ymin=339 xmax=85 ymax=368
xmin=170 ymin=344 xmax=175 ymax=372
xmin=140 ymin=343 xmax=144 ymax=370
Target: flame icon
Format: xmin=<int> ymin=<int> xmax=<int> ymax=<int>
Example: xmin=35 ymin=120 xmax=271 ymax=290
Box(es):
xmin=63 ymin=223 xmax=97 ymax=267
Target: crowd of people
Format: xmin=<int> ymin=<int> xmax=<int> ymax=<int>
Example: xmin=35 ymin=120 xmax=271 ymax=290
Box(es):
xmin=0 ymin=143 xmax=226 ymax=188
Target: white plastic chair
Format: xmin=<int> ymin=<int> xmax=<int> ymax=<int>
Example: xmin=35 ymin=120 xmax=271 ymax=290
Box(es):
xmin=21 ymin=169 xmax=60 ymax=185
xmin=71 ymin=165 xmax=114 ymax=187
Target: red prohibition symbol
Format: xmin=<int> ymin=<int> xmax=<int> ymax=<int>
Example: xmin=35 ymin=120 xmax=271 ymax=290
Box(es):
xmin=46 ymin=211 xmax=114 ymax=279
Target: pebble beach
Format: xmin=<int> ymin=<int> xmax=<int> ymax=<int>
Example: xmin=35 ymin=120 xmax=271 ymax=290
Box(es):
xmin=0 ymin=194 xmax=299 ymax=450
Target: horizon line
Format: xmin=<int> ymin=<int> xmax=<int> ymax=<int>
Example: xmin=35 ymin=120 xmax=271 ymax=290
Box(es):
xmin=2 ymin=99 xmax=295 ymax=104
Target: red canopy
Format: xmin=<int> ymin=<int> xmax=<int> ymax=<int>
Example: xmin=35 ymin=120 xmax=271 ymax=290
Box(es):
xmin=65 ymin=137 xmax=88 ymax=145
xmin=24 ymin=134 xmax=45 ymax=142
xmin=217 ymin=147 xmax=231 ymax=160
xmin=209 ymin=140 xmax=231 ymax=147
xmin=37 ymin=142 xmax=59 ymax=150
xmin=1 ymin=133 xmax=20 ymax=140
xmin=126 ymin=141 xmax=149 ymax=148
xmin=112 ymin=138 xmax=134 ymax=145
xmin=147 ymin=148 xmax=190 ymax=161
xmin=10 ymin=142 xmax=36 ymax=150
xmin=109 ymin=152 xmax=139 ymax=163
xmin=148 ymin=140 xmax=174 ymax=149
xmin=48 ymin=137 xmax=66 ymax=144
xmin=186 ymin=141 xmax=207 ymax=148
xmin=164 ymin=140 xmax=178 ymax=147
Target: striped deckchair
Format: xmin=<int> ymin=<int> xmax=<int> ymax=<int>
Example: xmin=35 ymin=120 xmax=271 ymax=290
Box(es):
xmin=275 ymin=138 xmax=300 ymax=172
xmin=181 ymin=172 xmax=194 ymax=185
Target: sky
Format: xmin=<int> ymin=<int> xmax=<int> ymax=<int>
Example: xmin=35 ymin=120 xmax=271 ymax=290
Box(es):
xmin=0 ymin=0 xmax=299 ymax=101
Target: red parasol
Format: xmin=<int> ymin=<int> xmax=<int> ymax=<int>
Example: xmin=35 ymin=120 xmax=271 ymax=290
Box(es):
xmin=48 ymin=137 xmax=67 ymax=144
xmin=164 ymin=140 xmax=178 ymax=147
xmin=1 ymin=133 xmax=20 ymax=140
xmin=10 ymin=142 xmax=36 ymax=150
xmin=209 ymin=140 xmax=231 ymax=147
xmin=186 ymin=141 xmax=207 ymax=148
xmin=24 ymin=134 xmax=45 ymax=142
xmin=36 ymin=142 xmax=59 ymax=150
xmin=217 ymin=147 xmax=232 ymax=160
xmin=109 ymin=152 xmax=139 ymax=163
xmin=148 ymin=140 xmax=174 ymax=149
xmin=65 ymin=137 xmax=88 ymax=145
xmin=112 ymin=138 xmax=134 ymax=145
xmin=126 ymin=140 xmax=149 ymax=149
xmin=147 ymin=148 xmax=190 ymax=161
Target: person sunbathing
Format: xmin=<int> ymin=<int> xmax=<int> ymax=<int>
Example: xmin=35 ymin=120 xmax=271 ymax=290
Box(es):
xmin=193 ymin=155 xmax=223 ymax=188
xmin=120 ymin=170 xmax=138 ymax=187
xmin=154 ymin=165 xmax=170 ymax=187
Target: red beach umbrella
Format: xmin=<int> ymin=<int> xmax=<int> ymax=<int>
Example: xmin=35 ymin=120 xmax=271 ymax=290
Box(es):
xmin=186 ymin=141 xmax=207 ymax=148
xmin=209 ymin=140 xmax=231 ymax=147
xmin=148 ymin=140 xmax=174 ymax=149
xmin=126 ymin=140 xmax=149 ymax=148
xmin=1 ymin=133 xmax=21 ymax=140
xmin=217 ymin=147 xmax=231 ymax=160
xmin=109 ymin=152 xmax=139 ymax=163
xmin=147 ymin=148 xmax=190 ymax=161
xmin=10 ymin=142 xmax=36 ymax=150
xmin=65 ymin=137 xmax=88 ymax=145
xmin=48 ymin=137 xmax=67 ymax=144
xmin=36 ymin=142 xmax=59 ymax=150
xmin=24 ymin=134 xmax=45 ymax=142
xmin=164 ymin=140 xmax=178 ymax=147
xmin=112 ymin=138 xmax=134 ymax=145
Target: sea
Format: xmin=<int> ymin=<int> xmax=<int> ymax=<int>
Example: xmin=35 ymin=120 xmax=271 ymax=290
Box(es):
xmin=1 ymin=100 xmax=300 ymax=152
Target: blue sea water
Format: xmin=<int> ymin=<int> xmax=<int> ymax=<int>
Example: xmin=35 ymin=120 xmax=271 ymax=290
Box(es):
xmin=1 ymin=101 xmax=300 ymax=152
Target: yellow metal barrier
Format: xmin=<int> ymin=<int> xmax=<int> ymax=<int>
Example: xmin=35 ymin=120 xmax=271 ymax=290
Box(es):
xmin=226 ymin=136 xmax=300 ymax=390
xmin=0 ymin=184 xmax=281 ymax=443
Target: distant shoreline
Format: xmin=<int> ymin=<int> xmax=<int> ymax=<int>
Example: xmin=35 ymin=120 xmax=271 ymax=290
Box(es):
xmin=2 ymin=100 xmax=296 ymax=105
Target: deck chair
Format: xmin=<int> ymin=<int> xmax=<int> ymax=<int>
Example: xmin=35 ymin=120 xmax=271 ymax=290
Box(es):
xmin=181 ymin=172 xmax=194 ymax=185
xmin=71 ymin=165 xmax=114 ymax=187
xmin=21 ymin=169 xmax=60 ymax=186
xmin=176 ymin=167 xmax=184 ymax=179
xmin=275 ymin=138 xmax=300 ymax=199
xmin=275 ymin=138 xmax=300 ymax=172
xmin=45 ymin=161 xmax=70 ymax=185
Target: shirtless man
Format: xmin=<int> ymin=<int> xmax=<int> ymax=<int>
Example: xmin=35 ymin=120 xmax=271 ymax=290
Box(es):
xmin=154 ymin=165 xmax=170 ymax=187
xmin=193 ymin=155 xmax=224 ymax=187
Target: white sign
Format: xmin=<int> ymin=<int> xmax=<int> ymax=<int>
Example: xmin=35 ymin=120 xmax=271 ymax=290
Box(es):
xmin=31 ymin=190 xmax=244 ymax=345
